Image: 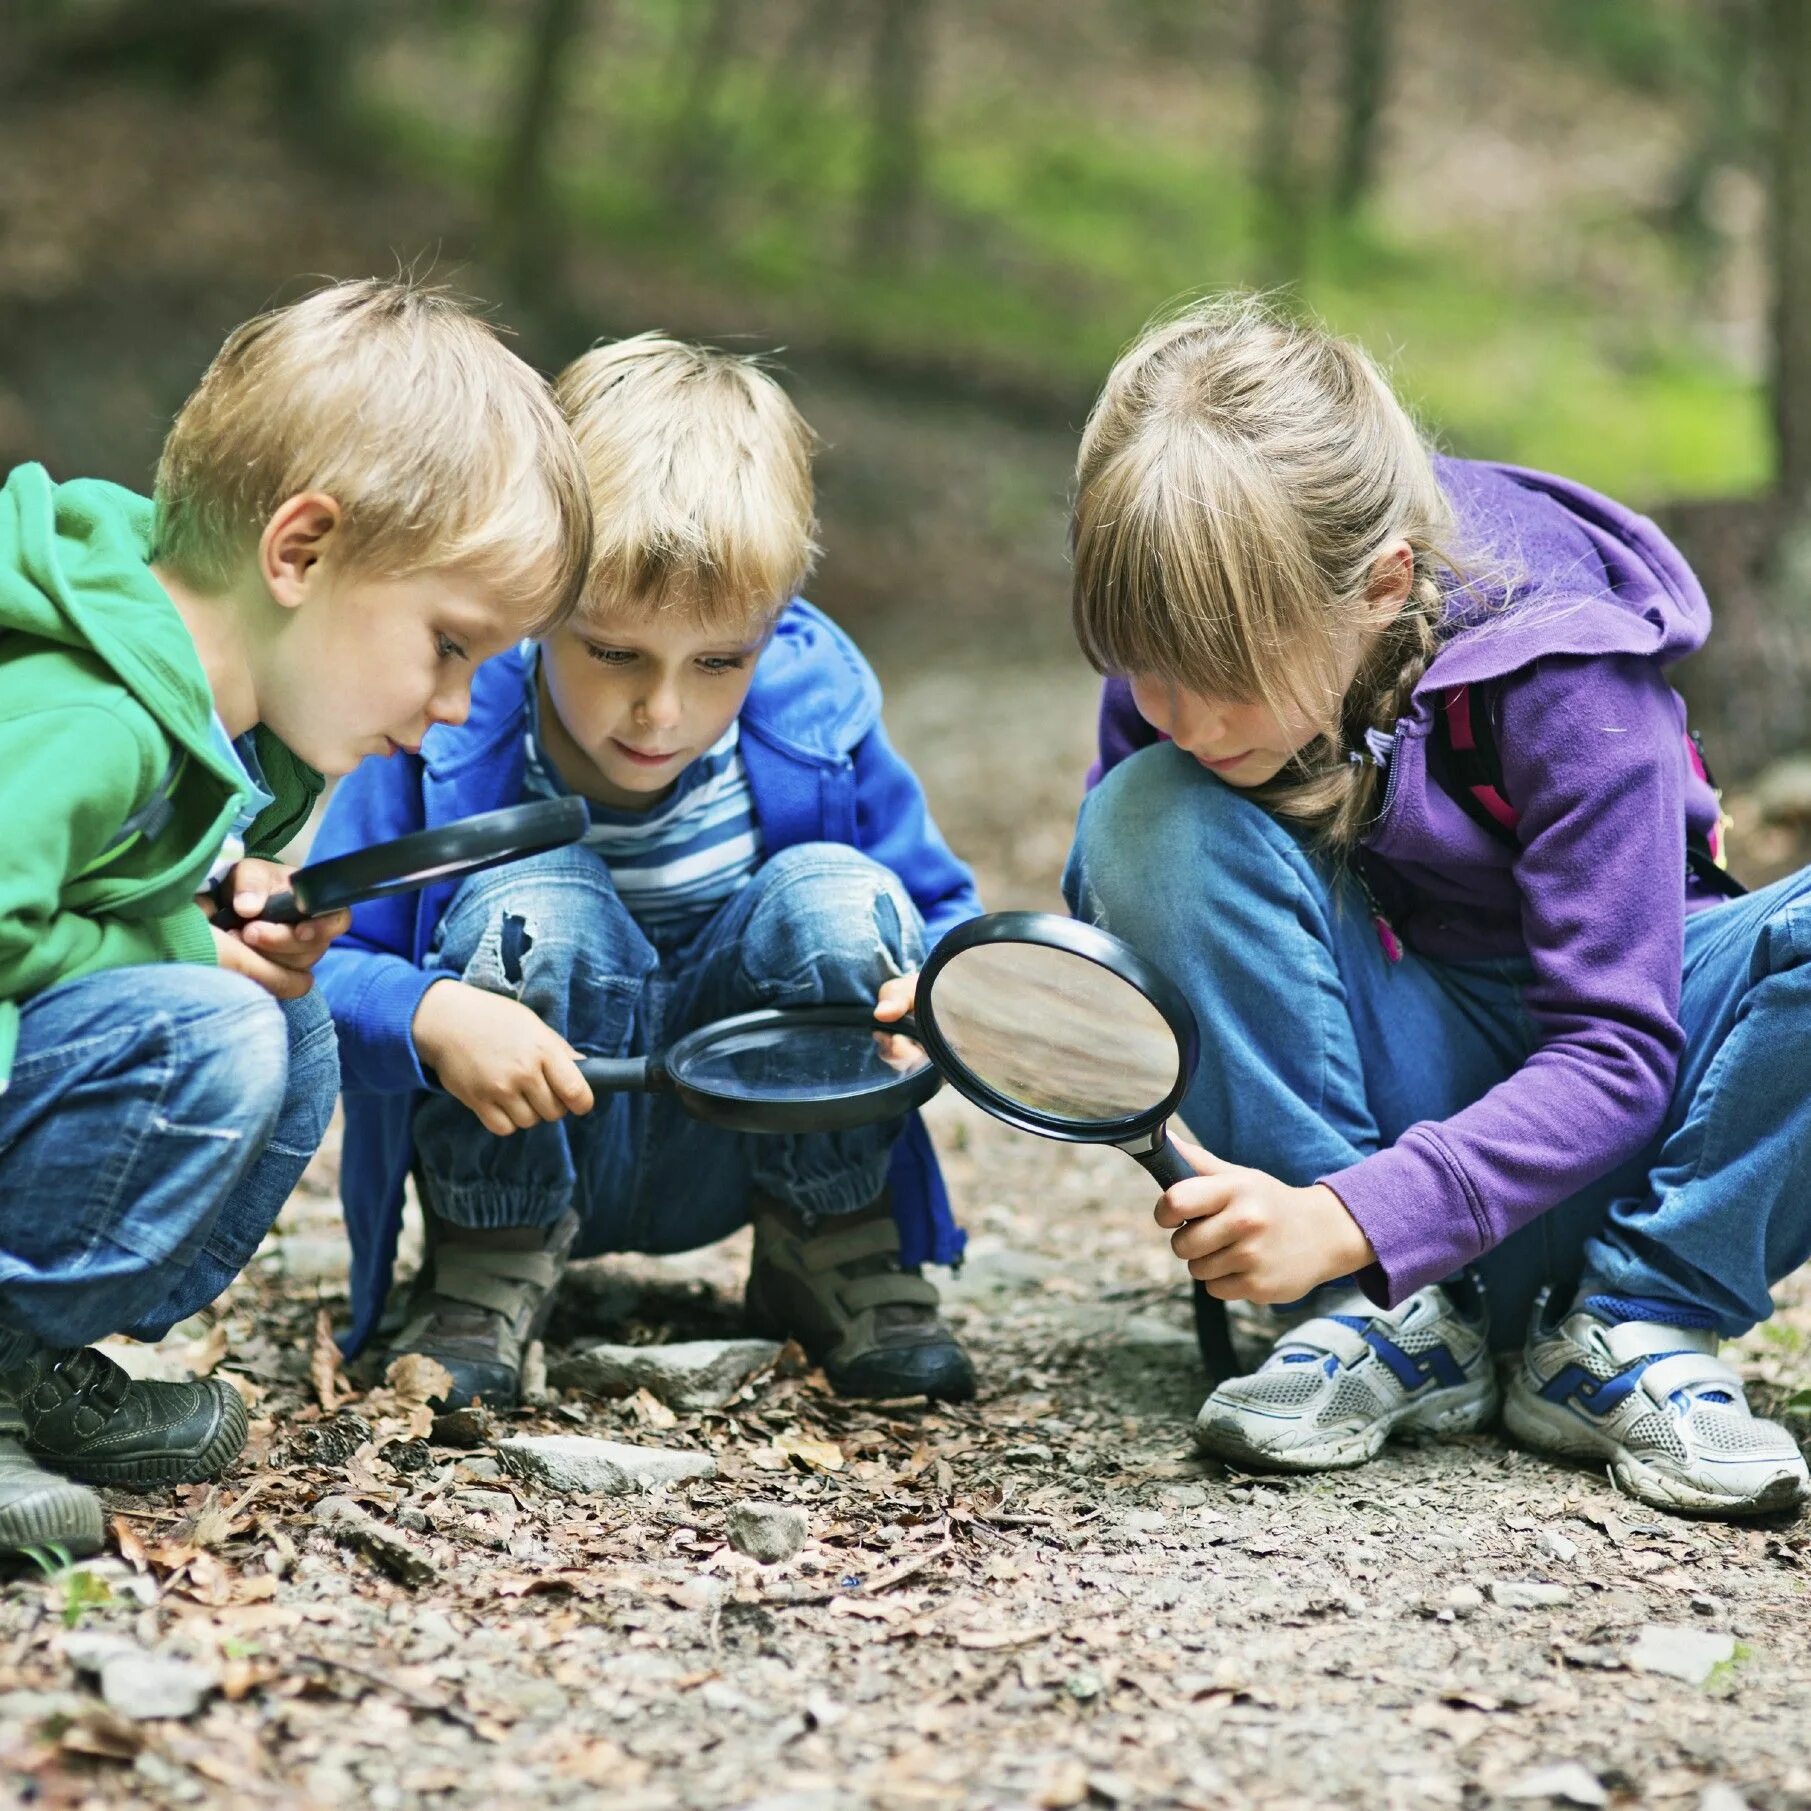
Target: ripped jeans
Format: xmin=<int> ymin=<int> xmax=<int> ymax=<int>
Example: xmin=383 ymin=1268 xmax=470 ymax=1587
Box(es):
xmin=0 ymin=968 xmax=339 ymax=1370
xmin=411 ymin=843 xmax=924 ymax=1255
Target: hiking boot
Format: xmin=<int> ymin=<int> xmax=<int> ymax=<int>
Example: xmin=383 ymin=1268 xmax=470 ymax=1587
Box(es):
xmin=1 ymin=1346 xmax=248 ymax=1489
xmin=745 ymin=1194 xmax=976 ymax=1402
xmin=0 ymin=1433 xmax=105 ymax=1558
xmin=386 ymin=1210 xmax=580 ymax=1410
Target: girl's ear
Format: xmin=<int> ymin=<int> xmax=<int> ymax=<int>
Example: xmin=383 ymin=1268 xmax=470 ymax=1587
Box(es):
xmin=260 ymin=492 xmax=343 ymax=610
xmin=1365 ymin=538 xmax=1416 ymax=610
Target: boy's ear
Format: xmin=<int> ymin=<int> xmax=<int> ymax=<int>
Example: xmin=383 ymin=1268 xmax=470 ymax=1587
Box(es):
xmin=260 ymin=492 xmax=343 ymax=609
xmin=1365 ymin=538 xmax=1415 ymax=610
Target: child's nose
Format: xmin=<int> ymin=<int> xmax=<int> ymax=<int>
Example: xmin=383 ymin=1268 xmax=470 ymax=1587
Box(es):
xmin=428 ymin=681 xmax=471 ymax=730
xmin=639 ymin=682 xmax=682 ymax=728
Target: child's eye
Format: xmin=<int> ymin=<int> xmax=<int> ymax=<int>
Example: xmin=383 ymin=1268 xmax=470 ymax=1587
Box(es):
xmin=436 ymin=632 xmax=468 ymax=661
xmin=698 ymin=656 xmax=748 ymax=674
xmin=584 ymin=644 xmax=637 ymax=666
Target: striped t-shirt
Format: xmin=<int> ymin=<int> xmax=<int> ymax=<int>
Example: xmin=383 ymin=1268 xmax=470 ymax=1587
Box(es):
xmin=522 ymin=656 xmax=762 ymax=949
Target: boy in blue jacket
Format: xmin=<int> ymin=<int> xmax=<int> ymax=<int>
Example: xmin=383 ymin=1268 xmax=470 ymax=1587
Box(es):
xmin=315 ymin=335 xmax=982 ymax=1407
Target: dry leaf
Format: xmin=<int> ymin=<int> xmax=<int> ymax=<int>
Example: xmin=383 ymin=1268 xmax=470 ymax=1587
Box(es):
xmin=174 ymin=1323 xmax=229 ymax=1377
xmin=310 ymin=1308 xmax=342 ymax=1414
xmin=629 ymin=1387 xmax=679 ymax=1430
xmin=952 ymin=1621 xmax=1061 ymax=1651
xmin=772 ymin=1431 xmax=845 ymax=1473
xmin=111 ymin=1515 xmax=149 ymax=1570
xmin=386 ymin=1352 xmax=455 ymax=1408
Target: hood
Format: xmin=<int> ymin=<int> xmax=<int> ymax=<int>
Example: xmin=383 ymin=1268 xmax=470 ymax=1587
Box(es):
xmin=1419 ymin=457 xmax=1711 ymax=694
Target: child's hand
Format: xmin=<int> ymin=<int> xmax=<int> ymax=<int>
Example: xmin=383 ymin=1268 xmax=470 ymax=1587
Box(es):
xmin=209 ymin=923 xmax=316 ymax=1000
xmin=872 ymin=970 xmax=920 ymax=1068
xmin=1154 ymin=1136 xmax=1376 ymax=1303
xmin=200 ymin=859 xmax=351 ymax=972
xmin=412 ymin=979 xmax=595 ymax=1137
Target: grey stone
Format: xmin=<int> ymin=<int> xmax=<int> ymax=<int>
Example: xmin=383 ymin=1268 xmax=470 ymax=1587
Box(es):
xmin=1488 ymin=1580 xmax=1573 ymax=1609
xmin=727 ymin=1500 xmax=809 ymax=1564
xmin=98 ymin=1651 xmax=214 ymax=1721
xmin=1503 ymin=1762 xmax=1607 ymax=1806
xmin=496 ymin=1434 xmax=716 ymax=1495
xmin=1627 ymin=1623 xmax=1737 ymax=1685
xmin=1446 ymin=1584 xmax=1485 ymax=1618
xmin=1699 ymin=1786 xmax=1753 ymax=1811
xmin=547 ymin=1338 xmax=781 ymax=1412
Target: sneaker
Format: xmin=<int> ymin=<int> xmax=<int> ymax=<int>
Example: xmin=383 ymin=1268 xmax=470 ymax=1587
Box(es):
xmin=745 ymin=1194 xmax=976 ymax=1402
xmin=1193 ymin=1280 xmax=1498 ymax=1471
xmin=1503 ymin=1293 xmax=1809 ymax=1517
xmin=0 ymin=1346 xmax=247 ymax=1489
xmin=0 ymin=1433 xmax=104 ymax=1558
xmin=386 ymin=1209 xmax=580 ymax=1410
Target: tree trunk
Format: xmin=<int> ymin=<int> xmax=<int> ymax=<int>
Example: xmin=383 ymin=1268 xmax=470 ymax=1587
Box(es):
xmin=661 ymin=0 xmax=740 ymax=223
xmin=492 ymin=0 xmax=591 ymax=297
xmin=1332 ymin=0 xmax=1388 ymax=218
xmin=1253 ymin=0 xmax=1310 ymax=285
xmin=857 ymin=0 xmax=931 ymax=269
xmin=1769 ymin=0 xmax=1811 ymax=517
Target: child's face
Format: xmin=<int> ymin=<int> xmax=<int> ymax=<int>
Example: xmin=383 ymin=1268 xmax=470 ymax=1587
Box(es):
xmin=265 ymin=566 xmax=521 ymax=775
xmin=1127 ymin=675 xmax=1325 ymax=788
xmin=537 ymin=601 xmax=771 ymax=809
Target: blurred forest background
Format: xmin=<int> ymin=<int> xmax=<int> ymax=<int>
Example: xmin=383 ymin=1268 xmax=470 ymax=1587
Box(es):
xmin=4 ymin=0 xmax=1811 ymax=775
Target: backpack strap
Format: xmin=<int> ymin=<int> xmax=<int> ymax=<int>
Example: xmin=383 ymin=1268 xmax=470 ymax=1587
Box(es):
xmin=1431 ymin=684 xmax=1746 ymax=897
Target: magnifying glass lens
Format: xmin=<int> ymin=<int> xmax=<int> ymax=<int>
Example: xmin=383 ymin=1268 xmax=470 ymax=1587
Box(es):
xmin=927 ymin=941 xmax=1181 ymax=1122
xmin=670 ymin=1021 xmax=930 ymax=1105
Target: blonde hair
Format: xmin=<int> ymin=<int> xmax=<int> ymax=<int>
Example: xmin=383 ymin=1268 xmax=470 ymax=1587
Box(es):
xmin=1072 ymin=295 xmax=1456 ymax=848
xmin=554 ymin=333 xmax=819 ymax=627
xmin=155 ymin=278 xmax=592 ymax=633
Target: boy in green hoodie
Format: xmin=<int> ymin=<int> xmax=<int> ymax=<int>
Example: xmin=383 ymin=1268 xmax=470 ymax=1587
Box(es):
xmin=0 ymin=279 xmax=591 ymax=1557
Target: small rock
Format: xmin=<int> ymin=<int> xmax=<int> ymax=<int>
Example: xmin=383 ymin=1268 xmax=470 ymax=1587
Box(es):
xmin=97 ymin=1650 xmax=214 ymax=1722
xmin=61 ymin=1632 xmax=139 ymax=1673
xmin=495 ymin=1434 xmax=716 ymax=1495
xmin=453 ymin=1489 xmax=518 ymax=1519
xmin=548 ymin=1339 xmax=781 ymax=1412
xmin=1446 ymin=1584 xmax=1485 ymax=1618
xmin=1699 ymin=1786 xmax=1752 ymax=1811
xmin=1488 ymin=1580 xmax=1573 ymax=1610
xmin=1119 ymin=1510 xmax=1167 ymax=1535
xmin=727 ymin=1500 xmax=809 ymax=1564
xmin=1503 ymin=1762 xmax=1608 ymax=1806
xmin=430 ymin=1405 xmax=495 ymax=1448
xmin=1064 ymin=1668 xmax=1103 ymax=1702
xmin=670 ymin=1575 xmax=728 ymax=1613
xmin=1627 ymin=1623 xmax=1737 ymax=1685
xmin=1540 ymin=1528 xmax=1580 ymax=1565
xmin=313 ymin=1495 xmax=439 ymax=1587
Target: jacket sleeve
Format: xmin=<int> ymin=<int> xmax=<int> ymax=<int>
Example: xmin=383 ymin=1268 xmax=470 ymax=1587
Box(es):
xmin=1089 ymin=676 xmax=1162 ymax=788
xmin=850 ymin=719 xmax=983 ymax=952
xmin=1323 ymin=654 xmax=1688 ymax=1303
xmin=310 ymin=753 xmax=442 ymax=1094
xmin=0 ymin=703 xmax=215 ymax=1007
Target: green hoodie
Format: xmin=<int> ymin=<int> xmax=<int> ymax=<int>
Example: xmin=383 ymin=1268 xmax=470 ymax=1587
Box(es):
xmin=0 ymin=463 xmax=322 ymax=1090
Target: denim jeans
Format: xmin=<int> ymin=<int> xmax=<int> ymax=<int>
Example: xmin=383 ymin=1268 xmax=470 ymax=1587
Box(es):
xmin=0 ymin=965 xmax=340 ymax=1369
xmin=1066 ymin=742 xmax=1811 ymax=1345
xmin=411 ymin=842 xmax=924 ymax=1255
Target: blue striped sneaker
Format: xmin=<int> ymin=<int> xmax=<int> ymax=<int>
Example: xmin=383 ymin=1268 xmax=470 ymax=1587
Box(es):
xmin=1193 ymin=1281 xmax=1498 ymax=1472
xmin=1503 ymin=1293 xmax=1809 ymax=1518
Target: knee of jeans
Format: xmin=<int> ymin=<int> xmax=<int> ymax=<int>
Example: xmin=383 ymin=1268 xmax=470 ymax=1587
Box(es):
xmin=742 ymin=844 xmax=925 ymax=995
xmin=150 ymin=967 xmax=291 ymax=1137
xmin=282 ymin=984 xmax=342 ymax=1111
xmin=1751 ymin=894 xmax=1811 ymax=984
xmin=1067 ymin=743 xmax=1292 ymax=937
xmin=437 ymin=845 xmax=648 ymax=1000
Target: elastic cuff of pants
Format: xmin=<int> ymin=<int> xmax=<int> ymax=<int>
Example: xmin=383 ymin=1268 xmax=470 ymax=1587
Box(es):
xmin=768 ymin=1162 xmax=891 ymax=1224
xmin=418 ymin=1181 xmax=575 ymax=1231
xmin=0 ymin=1328 xmax=50 ymax=1373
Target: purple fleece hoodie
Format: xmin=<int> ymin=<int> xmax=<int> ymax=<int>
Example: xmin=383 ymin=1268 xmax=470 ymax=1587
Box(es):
xmin=1091 ymin=457 xmax=1729 ymax=1305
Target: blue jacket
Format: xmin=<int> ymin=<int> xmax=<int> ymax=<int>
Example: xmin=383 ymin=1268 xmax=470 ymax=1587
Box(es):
xmin=314 ymin=601 xmax=980 ymax=1354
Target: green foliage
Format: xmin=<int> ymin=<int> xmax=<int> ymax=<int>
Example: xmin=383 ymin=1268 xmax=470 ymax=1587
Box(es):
xmin=21 ymin=1543 xmax=113 ymax=1628
xmin=365 ymin=4 xmax=1766 ymax=503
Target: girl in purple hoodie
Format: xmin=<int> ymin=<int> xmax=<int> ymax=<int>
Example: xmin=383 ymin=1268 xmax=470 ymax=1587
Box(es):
xmin=1066 ymin=297 xmax=1811 ymax=1518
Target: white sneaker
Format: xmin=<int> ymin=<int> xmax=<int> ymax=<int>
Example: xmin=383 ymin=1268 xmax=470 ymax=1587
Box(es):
xmin=1193 ymin=1281 xmax=1498 ymax=1472
xmin=1503 ymin=1294 xmax=1809 ymax=1518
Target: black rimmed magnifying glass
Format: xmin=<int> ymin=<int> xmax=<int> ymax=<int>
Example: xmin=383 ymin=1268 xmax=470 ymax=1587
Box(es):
xmin=212 ymin=797 xmax=590 ymax=929
xmin=912 ymin=910 xmax=1236 ymax=1383
xmin=573 ymin=1004 xmax=941 ymax=1133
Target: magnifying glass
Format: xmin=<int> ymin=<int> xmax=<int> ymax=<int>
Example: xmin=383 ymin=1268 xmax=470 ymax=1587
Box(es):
xmin=912 ymin=910 xmax=1237 ymax=1383
xmin=574 ymin=1005 xmax=940 ymax=1132
xmin=213 ymin=797 xmax=589 ymax=929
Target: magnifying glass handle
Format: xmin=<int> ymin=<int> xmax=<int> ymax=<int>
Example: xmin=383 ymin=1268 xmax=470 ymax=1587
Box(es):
xmin=576 ymin=1054 xmax=656 ymax=1094
xmin=1127 ymin=1135 xmax=1242 ymax=1385
xmin=209 ymin=886 xmax=306 ymax=931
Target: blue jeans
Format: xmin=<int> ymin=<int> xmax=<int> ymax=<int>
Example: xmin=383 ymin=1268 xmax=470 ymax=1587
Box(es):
xmin=411 ymin=842 xmax=924 ymax=1254
xmin=0 ymin=966 xmax=340 ymax=1369
xmin=1066 ymin=743 xmax=1811 ymax=1345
